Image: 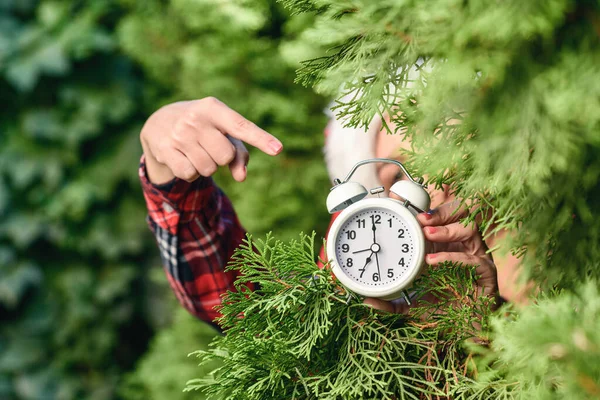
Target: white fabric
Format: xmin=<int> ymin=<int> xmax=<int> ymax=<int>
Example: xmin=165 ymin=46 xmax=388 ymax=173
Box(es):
xmin=323 ymin=114 xmax=383 ymax=192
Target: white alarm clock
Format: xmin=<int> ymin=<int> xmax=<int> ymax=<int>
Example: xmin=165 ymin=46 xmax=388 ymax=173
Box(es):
xmin=325 ymin=158 xmax=431 ymax=301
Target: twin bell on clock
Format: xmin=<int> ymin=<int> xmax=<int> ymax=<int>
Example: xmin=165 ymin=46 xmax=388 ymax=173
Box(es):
xmin=325 ymin=158 xmax=431 ymax=301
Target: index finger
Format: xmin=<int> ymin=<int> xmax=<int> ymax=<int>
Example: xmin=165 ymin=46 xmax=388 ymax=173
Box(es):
xmin=417 ymin=200 xmax=469 ymax=226
xmin=194 ymin=97 xmax=283 ymax=156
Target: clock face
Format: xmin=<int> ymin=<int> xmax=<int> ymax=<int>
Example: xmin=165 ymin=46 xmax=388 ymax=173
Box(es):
xmin=334 ymin=206 xmax=418 ymax=289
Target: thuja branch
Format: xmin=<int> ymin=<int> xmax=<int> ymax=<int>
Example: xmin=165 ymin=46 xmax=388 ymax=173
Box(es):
xmin=186 ymin=232 xmax=494 ymax=399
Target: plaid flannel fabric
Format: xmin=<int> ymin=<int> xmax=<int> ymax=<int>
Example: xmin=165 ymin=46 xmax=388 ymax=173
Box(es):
xmin=139 ymin=156 xmax=251 ymax=325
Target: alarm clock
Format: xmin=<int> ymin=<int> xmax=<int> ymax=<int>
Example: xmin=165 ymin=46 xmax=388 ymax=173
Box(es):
xmin=325 ymin=158 xmax=431 ymax=301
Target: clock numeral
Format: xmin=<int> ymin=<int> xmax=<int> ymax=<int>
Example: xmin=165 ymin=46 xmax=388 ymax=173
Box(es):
xmin=341 ymin=244 xmax=349 ymax=253
xmin=372 ymin=272 xmax=380 ymax=282
xmin=398 ymin=258 xmax=405 ymax=267
xmin=398 ymin=229 xmax=405 ymax=238
xmin=346 ymin=258 xmax=353 ymax=267
xmin=370 ymin=214 xmax=381 ymax=224
xmin=387 ymin=269 xmax=394 ymax=278
xmin=359 ymin=268 xmax=366 ymax=278
xmin=401 ymin=244 xmax=409 ymax=253
xmin=357 ymin=219 xmax=365 ymax=228
xmin=346 ymin=230 xmax=356 ymax=240
xmin=387 ymin=218 xmax=393 ymax=228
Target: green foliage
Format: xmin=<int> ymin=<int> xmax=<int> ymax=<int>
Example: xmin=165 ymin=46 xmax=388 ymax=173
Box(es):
xmin=0 ymin=1 xmax=163 ymax=398
xmin=468 ymin=282 xmax=600 ymax=399
xmin=6 ymin=0 xmax=598 ymax=398
xmin=120 ymin=308 xmax=221 ymax=400
xmin=188 ymin=233 xmax=494 ymax=399
xmin=281 ymin=0 xmax=600 ymax=289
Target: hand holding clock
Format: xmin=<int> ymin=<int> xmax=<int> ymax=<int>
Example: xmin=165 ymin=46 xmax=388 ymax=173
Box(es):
xmin=363 ymin=200 xmax=499 ymax=315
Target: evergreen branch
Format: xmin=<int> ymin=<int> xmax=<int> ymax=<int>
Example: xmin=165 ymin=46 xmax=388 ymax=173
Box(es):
xmin=276 ymin=0 xmax=328 ymax=16
xmin=189 ymin=233 xmax=495 ymax=399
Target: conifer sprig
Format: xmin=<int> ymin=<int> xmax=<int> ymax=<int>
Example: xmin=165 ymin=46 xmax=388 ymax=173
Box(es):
xmin=187 ymin=232 xmax=494 ymax=399
xmin=460 ymin=282 xmax=600 ymax=399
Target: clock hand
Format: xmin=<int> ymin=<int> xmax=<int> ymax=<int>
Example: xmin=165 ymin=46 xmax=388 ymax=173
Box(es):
xmin=359 ymin=251 xmax=374 ymax=279
xmin=374 ymin=251 xmax=381 ymax=281
xmin=352 ymin=248 xmax=371 ymax=254
xmin=371 ymin=217 xmax=377 ymax=244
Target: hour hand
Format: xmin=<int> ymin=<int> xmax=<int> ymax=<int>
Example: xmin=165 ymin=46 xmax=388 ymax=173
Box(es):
xmin=359 ymin=251 xmax=374 ymax=279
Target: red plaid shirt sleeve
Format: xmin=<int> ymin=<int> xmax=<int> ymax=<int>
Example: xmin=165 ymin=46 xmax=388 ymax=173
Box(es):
xmin=139 ymin=156 xmax=249 ymax=325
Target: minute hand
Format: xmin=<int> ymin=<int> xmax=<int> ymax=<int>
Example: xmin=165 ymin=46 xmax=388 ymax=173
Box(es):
xmin=374 ymin=251 xmax=381 ymax=281
xmin=371 ymin=217 xmax=377 ymax=243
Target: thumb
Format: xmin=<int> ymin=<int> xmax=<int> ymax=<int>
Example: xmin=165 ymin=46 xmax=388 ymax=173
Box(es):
xmin=228 ymin=137 xmax=249 ymax=182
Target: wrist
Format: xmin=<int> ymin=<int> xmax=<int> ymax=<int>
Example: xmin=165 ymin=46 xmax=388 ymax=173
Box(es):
xmin=141 ymin=136 xmax=176 ymax=185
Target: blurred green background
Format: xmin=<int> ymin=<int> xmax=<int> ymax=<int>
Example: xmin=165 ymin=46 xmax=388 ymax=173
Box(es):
xmin=0 ymin=0 xmax=331 ymax=398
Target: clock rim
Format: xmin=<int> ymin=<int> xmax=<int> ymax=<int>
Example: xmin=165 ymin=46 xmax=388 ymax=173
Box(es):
xmin=326 ymin=198 xmax=426 ymax=299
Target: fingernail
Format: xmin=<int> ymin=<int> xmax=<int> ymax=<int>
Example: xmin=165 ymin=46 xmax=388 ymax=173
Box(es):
xmin=269 ymin=140 xmax=283 ymax=154
xmin=426 ymin=253 xmax=437 ymax=262
xmin=425 ymin=226 xmax=437 ymax=234
xmin=426 ymin=208 xmax=437 ymax=215
xmin=421 ymin=213 xmax=432 ymax=221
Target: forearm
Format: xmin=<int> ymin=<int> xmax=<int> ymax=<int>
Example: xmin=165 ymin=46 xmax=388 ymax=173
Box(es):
xmin=139 ymin=156 xmax=248 ymax=324
xmin=137 ymin=97 xmax=282 ymax=323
